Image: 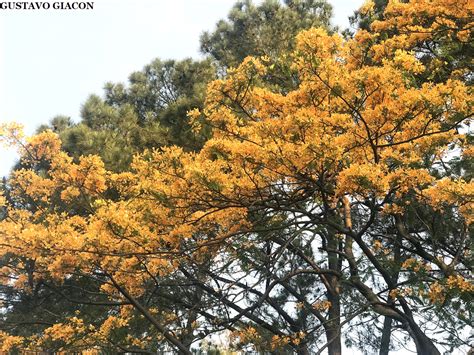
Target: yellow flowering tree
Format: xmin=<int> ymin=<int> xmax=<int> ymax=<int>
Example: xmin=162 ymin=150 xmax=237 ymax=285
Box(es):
xmin=0 ymin=0 xmax=472 ymax=354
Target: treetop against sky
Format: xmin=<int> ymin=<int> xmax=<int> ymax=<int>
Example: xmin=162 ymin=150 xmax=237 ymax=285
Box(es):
xmin=0 ymin=0 xmax=363 ymax=177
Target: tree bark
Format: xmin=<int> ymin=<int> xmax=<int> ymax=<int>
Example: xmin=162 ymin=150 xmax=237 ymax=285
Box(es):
xmin=406 ymin=321 xmax=441 ymax=355
xmin=326 ymin=224 xmax=342 ymax=355
xmin=379 ymin=317 xmax=392 ymax=355
xmin=325 ymin=293 xmax=342 ymax=355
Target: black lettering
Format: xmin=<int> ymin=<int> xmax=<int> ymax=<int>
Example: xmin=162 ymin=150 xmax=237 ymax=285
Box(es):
xmin=0 ymin=1 xmax=95 ymax=10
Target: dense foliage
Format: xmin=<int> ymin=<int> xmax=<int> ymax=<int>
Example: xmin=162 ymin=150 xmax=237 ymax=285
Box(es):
xmin=0 ymin=0 xmax=472 ymax=354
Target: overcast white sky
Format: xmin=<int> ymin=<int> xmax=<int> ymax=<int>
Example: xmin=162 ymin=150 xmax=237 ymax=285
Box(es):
xmin=0 ymin=0 xmax=363 ymax=177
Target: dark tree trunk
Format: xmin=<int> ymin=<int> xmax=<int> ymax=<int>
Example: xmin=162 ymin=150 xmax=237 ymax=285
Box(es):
xmin=326 ymin=280 xmax=342 ymax=355
xmin=407 ymin=322 xmax=441 ymax=355
xmin=326 ymin=327 xmax=342 ymax=355
xmin=379 ymin=317 xmax=392 ymax=355
xmin=324 ymin=200 xmax=344 ymax=355
xmin=380 ymin=228 xmax=401 ymax=355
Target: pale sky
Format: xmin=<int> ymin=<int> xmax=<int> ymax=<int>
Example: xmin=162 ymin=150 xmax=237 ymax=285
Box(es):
xmin=0 ymin=0 xmax=363 ymax=177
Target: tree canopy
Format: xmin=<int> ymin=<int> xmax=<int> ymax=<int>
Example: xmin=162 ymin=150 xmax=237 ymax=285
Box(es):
xmin=0 ymin=0 xmax=472 ymax=354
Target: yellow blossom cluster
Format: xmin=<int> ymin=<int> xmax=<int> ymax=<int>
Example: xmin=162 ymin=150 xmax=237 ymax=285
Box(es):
xmin=446 ymin=275 xmax=474 ymax=293
xmin=0 ymin=122 xmax=25 ymax=148
xmin=271 ymin=331 xmax=306 ymax=350
xmin=230 ymin=326 xmax=261 ymax=346
xmin=373 ymin=0 xmax=473 ymax=44
xmin=0 ymin=331 xmax=24 ymax=353
xmin=428 ymin=275 xmax=473 ymax=305
xmin=312 ymin=300 xmax=332 ymax=311
xmin=402 ymin=258 xmax=431 ymax=272
xmin=22 ymin=130 xmax=62 ymax=164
